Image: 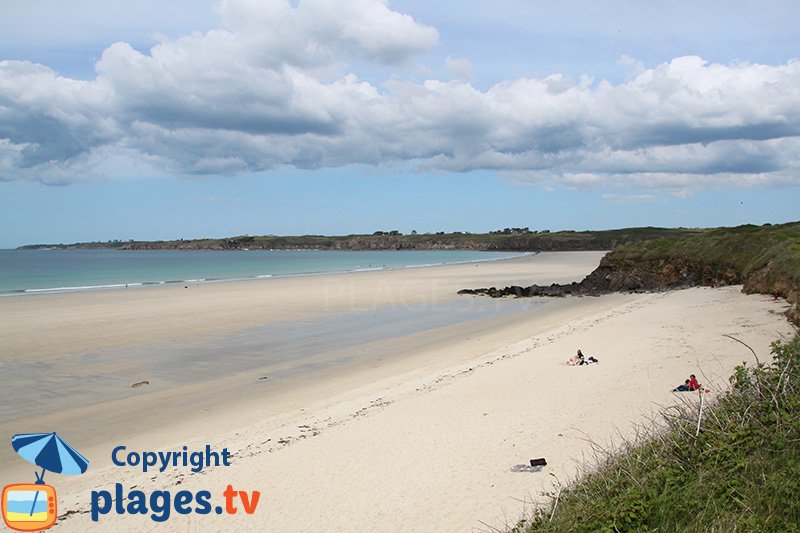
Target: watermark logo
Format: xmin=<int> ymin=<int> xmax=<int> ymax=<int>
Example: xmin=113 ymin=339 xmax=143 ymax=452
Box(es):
xmin=2 ymin=432 xmax=89 ymax=532
xmin=90 ymin=445 xmax=262 ymax=523
xmin=3 ymin=436 xmax=261 ymax=528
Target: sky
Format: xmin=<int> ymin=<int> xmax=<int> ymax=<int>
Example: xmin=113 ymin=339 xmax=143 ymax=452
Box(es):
xmin=1 ymin=0 xmax=799 ymax=247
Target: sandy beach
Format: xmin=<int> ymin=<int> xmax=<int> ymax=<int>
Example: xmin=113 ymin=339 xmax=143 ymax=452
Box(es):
xmin=0 ymin=251 xmax=794 ymax=532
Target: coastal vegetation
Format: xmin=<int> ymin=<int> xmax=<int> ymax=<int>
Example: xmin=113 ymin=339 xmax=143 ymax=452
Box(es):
xmin=519 ymin=335 xmax=800 ymax=532
xmin=17 ymin=226 xmax=701 ymax=252
xmin=600 ymin=221 xmax=800 ymax=324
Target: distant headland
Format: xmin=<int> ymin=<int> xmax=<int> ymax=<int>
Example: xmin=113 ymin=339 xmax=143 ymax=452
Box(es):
xmin=17 ymin=226 xmax=705 ymax=252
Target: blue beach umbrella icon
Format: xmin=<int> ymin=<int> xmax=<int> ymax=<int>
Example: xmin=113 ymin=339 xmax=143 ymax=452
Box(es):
xmin=11 ymin=432 xmax=89 ymax=516
xmin=12 ymin=432 xmax=89 ymax=481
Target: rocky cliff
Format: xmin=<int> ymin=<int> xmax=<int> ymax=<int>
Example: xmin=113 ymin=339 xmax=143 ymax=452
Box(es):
xmin=460 ymin=222 xmax=800 ymax=327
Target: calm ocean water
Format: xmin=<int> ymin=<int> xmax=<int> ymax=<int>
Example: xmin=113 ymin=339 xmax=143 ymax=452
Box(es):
xmin=0 ymin=249 xmax=527 ymax=294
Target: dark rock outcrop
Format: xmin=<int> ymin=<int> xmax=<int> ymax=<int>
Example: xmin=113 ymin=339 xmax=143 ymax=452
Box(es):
xmin=458 ymin=250 xmax=800 ymax=328
xmin=458 ymin=253 xmax=743 ymax=299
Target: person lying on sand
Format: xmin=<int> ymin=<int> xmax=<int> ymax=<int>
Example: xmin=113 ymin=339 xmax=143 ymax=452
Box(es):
xmin=566 ymin=350 xmax=599 ymax=365
xmin=566 ymin=350 xmax=584 ymax=365
xmin=673 ymin=379 xmax=692 ymax=392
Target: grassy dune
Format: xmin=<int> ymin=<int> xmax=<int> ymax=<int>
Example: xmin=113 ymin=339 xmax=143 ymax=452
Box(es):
xmin=520 ymin=336 xmax=800 ymax=532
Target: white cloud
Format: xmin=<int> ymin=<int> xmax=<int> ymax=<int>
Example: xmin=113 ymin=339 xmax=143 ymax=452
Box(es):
xmin=445 ymin=56 xmax=473 ymax=80
xmin=0 ymin=0 xmax=798 ymax=196
xmin=602 ymin=193 xmax=659 ymax=204
xmin=618 ymin=54 xmax=645 ymax=77
xmin=214 ymin=0 xmax=438 ymax=67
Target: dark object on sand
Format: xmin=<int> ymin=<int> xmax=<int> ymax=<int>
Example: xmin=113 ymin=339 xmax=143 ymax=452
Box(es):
xmin=530 ymin=458 xmax=547 ymax=467
xmin=131 ymin=380 xmax=150 ymax=388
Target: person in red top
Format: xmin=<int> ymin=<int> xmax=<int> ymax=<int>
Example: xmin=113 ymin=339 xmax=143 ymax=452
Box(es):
xmin=674 ymin=374 xmax=703 ymax=392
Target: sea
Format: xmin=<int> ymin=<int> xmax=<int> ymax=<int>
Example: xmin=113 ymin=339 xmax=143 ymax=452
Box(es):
xmin=0 ymin=249 xmax=529 ymax=295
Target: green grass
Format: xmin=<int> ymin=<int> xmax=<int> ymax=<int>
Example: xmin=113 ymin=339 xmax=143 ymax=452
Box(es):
xmin=602 ymin=221 xmax=800 ymax=322
xmin=609 ymin=222 xmax=800 ymax=283
xmin=518 ymin=335 xmax=800 ymax=532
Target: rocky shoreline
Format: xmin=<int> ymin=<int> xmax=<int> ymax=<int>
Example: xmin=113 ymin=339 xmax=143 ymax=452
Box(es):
xmin=459 ymin=249 xmax=799 ymax=326
xmin=459 ymin=252 xmax=737 ymax=297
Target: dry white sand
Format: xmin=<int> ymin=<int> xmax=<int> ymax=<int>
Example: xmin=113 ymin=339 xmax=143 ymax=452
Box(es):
xmin=0 ymin=251 xmax=794 ymax=532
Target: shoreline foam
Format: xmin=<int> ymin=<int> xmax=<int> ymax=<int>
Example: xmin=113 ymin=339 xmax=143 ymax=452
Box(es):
xmin=0 ymin=249 xmax=533 ymax=296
